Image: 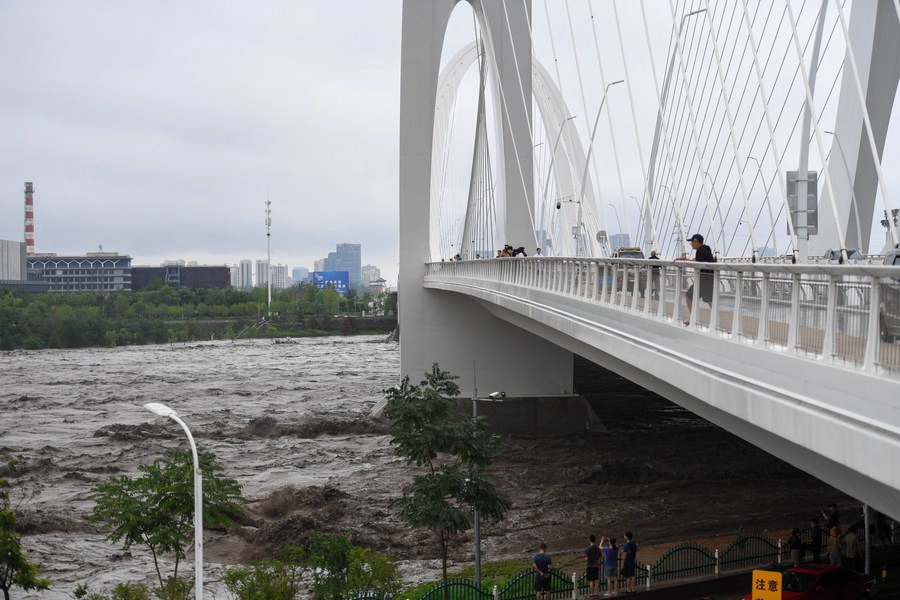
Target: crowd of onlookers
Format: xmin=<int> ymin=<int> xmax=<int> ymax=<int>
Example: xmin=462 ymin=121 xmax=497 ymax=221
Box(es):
xmin=445 ymin=245 xmax=543 ymax=261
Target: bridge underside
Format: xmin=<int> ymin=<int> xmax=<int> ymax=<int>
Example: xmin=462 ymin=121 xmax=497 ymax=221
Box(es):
xmin=425 ymin=277 xmax=900 ymax=522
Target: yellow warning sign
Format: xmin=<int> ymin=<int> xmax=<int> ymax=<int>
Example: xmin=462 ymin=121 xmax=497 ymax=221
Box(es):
xmin=750 ymin=569 xmax=783 ymax=600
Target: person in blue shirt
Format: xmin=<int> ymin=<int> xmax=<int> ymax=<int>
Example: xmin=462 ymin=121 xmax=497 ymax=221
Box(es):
xmin=621 ymin=531 xmax=637 ymax=594
xmin=601 ymin=537 xmax=619 ymax=597
xmin=533 ymin=542 xmax=552 ymax=600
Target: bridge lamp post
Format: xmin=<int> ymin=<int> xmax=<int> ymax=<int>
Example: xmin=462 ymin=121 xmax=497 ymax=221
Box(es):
xmin=540 ymin=115 xmax=578 ymax=215
xmin=577 ymin=79 xmax=624 ymax=257
xmin=265 ymin=198 xmax=272 ymax=318
xmin=744 ymin=157 xmax=779 ymax=257
xmin=470 ymin=389 xmax=505 ymax=591
xmin=143 ymin=402 xmax=204 ymax=600
xmin=608 ymin=203 xmax=624 ymax=244
xmin=628 ymin=195 xmax=642 ymax=247
xmin=823 ymin=131 xmax=863 ymax=251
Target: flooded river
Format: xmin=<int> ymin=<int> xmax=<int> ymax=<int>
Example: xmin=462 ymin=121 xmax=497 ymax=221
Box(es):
xmin=2 ymin=337 xmax=400 ymax=598
xmin=1 ymin=336 xmax=846 ymax=599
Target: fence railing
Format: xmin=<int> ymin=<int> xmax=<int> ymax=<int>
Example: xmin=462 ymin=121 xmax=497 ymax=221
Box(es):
xmin=345 ymin=531 xmax=812 ymax=600
xmin=424 ymin=257 xmax=900 ymax=375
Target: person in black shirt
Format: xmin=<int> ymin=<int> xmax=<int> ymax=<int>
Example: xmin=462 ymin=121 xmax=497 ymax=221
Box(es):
xmin=680 ymin=233 xmax=716 ymax=314
xmin=823 ymin=502 xmax=840 ymax=532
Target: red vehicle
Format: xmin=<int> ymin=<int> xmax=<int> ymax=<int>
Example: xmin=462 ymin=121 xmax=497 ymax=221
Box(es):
xmin=743 ymin=563 xmax=877 ymax=599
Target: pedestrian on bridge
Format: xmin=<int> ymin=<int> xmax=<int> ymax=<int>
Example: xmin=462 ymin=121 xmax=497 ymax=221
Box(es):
xmin=677 ymin=234 xmax=716 ymax=319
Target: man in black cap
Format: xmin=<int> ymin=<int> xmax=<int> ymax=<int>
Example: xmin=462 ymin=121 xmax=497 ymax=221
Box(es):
xmin=679 ymin=233 xmax=716 ymax=314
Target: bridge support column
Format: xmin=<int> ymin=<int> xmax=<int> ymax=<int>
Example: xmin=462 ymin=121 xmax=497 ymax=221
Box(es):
xmin=399 ymin=0 xmax=572 ymax=394
xmin=813 ymin=1 xmax=900 ymax=254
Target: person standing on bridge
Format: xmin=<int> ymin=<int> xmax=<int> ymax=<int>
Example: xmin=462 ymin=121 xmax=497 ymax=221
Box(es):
xmin=648 ymin=250 xmax=661 ymax=299
xmin=676 ymin=233 xmax=716 ymax=319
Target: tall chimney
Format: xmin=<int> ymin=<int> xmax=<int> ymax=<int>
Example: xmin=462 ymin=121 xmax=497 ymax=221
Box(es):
xmin=24 ymin=181 xmax=34 ymax=255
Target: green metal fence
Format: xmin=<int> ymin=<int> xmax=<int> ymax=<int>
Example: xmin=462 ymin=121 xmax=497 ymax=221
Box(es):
xmin=346 ymin=525 xmax=896 ymax=600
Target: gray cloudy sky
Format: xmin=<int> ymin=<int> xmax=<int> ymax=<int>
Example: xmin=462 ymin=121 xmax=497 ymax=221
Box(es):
xmin=2 ymin=2 xmax=897 ymax=284
xmin=0 ymin=2 xmax=405 ymax=284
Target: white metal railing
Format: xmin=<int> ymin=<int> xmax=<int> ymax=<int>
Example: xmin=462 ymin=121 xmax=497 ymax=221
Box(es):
xmin=425 ymin=257 xmax=900 ymax=376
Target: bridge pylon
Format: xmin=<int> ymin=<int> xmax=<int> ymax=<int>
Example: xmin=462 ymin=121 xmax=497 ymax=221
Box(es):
xmin=399 ymin=0 xmax=574 ymax=395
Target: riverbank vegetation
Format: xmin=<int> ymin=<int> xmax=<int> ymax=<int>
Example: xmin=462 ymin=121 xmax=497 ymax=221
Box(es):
xmin=0 ymin=283 xmax=397 ymax=350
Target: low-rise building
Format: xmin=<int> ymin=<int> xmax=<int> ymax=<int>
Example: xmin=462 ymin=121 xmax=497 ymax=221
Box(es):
xmin=27 ymin=252 xmax=132 ymax=293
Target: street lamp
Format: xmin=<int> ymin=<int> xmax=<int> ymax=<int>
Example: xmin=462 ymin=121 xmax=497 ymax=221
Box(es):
xmin=577 ymin=79 xmax=624 ymax=257
xmin=744 ymin=157 xmax=779 ymax=257
xmin=265 ymin=197 xmax=272 ymax=318
xmin=143 ymin=402 xmax=203 ymax=600
xmin=608 ymin=203 xmax=623 ymax=242
xmin=470 ymin=387 xmax=505 ymax=591
xmin=644 ymin=8 xmax=707 ymax=222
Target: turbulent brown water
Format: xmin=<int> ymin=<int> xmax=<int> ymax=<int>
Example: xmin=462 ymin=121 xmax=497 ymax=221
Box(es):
xmin=2 ymin=337 xmax=401 ymax=598
xmin=1 ymin=337 xmax=846 ymax=599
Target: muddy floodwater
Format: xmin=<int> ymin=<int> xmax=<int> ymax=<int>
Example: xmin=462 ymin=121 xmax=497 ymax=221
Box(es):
xmin=1 ymin=337 xmax=845 ymax=599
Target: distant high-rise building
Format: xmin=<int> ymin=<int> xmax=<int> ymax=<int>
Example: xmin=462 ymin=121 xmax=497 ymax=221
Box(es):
xmin=272 ymin=264 xmax=288 ymax=289
xmin=239 ymin=259 xmax=253 ymax=289
xmin=610 ymin=233 xmax=631 ymax=249
xmin=292 ymin=266 xmax=310 ymax=284
xmin=362 ymin=264 xmax=381 ymax=288
xmin=230 ymin=264 xmax=240 ymax=287
xmin=314 ymin=258 xmax=326 ymax=272
xmin=324 ymin=243 xmax=361 ymax=288
xmin=255 ymin=260 xmax=269 ymax=288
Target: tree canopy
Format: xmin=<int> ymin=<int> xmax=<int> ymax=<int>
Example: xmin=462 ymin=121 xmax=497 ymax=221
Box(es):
xmin=0 ymin=478 xmax=50 ymax=600
xmin=91 ymin=450 xmax=246 ymax=599
xmin=383 ymin=364 xmax=511 ymax=584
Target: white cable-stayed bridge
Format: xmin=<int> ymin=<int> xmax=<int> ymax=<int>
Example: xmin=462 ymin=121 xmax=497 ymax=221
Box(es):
xmin=399 ymin=1 xmax=900 ymax=520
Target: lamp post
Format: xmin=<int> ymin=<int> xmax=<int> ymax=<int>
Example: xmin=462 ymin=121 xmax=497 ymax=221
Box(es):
xmin=823 ymin=131 xmax=863 ymax=251
xmin=608 ymin=203 xmax=624 ymax=246
xmin=744 ymin=156 xmax=779 ymax=257
xmin=645 ymin=8 xmax=707 ymax=219
xmin=628 ymin=195 xmax=641 ymax=248
xmin=469 ymin=384 xmax=505 ymax=592
xmin=540 ymin=115 xmax=578 ymax=213
xmin=578 ymin=79 xmax=624 ymax=257
xmin=265 ymin=197 xmax=272 ymax=318
xmin=143 ymin=403 xmax=203 ymax=600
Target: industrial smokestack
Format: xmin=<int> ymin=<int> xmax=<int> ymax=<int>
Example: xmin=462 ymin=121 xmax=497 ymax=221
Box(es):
xmin=24 ymin=182 xmax=34 ymax=255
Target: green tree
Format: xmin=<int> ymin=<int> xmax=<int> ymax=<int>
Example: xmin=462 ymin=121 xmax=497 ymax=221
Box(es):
xmin=223 ymin=558 xmax=304 ymax=600
xmin=383 ymin=364 xmax=511 ymax=587
xmin=91 ymin=450 xmax=246 ymax=599
xmin=0 ymin=478 xmax=50 ymax=600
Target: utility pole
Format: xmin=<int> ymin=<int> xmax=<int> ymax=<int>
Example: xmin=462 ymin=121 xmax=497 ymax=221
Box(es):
xmin=265 ymin=196 xmax=272 ymax=318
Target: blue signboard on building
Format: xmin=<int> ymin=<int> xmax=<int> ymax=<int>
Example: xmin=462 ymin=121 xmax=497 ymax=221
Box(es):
xmin=312 ymin=271 xmax=350 ymax=296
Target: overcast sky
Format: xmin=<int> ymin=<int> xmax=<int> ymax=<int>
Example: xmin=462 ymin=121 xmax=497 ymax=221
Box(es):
xmin=1 ymin=2 xmax=897 ymax=286
xmin=0 ymin=2 xmax=406 ymax=284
